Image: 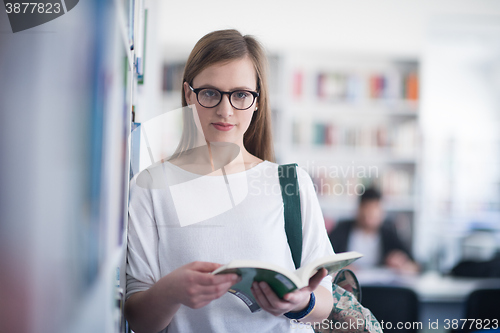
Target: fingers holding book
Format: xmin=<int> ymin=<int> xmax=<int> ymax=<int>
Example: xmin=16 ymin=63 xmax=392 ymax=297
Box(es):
xmin=250 ymin=268 xmax=327 ymax=317
xmin=164 ymin=261 xmax=240 ymax=309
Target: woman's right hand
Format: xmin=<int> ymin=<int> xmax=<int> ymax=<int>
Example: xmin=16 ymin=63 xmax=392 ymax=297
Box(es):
xmin=125 ymin=261 xmax=239 ymax=333
xmin=161 ymin=261 xmax=240 ymax=309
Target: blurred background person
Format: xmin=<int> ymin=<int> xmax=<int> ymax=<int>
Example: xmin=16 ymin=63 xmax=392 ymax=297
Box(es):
xmin=328 ymin=188 xmax=419 ymax=274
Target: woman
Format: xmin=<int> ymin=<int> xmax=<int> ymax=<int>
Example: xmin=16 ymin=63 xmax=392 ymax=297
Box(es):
xmin=125 ymin=29 xmax=334 ymax=333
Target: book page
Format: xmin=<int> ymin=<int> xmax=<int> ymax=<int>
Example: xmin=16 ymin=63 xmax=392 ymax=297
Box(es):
xmin=296 ymin=252 xmax=363 ymax=283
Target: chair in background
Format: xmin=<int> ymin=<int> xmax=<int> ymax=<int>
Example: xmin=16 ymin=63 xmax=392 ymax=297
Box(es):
xmin=360 ymin=286 xmax=419 ymax=333
xmin=462 ymin=288 xmax=500 ymax=333
xmin=450 ymin=254 xmax=500 ymax=278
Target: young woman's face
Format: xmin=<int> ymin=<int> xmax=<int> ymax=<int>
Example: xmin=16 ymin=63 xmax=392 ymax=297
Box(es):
xmin=184 ymin=57 xmax=258 ymax=146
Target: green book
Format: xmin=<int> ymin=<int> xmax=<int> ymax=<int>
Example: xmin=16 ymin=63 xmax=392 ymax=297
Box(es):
xmin=212 ymin=251 xmax=363 ymax=312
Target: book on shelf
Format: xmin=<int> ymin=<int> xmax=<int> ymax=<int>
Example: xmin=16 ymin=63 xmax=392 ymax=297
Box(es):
xmin=325 ymin=123 xmax=335 ymax=146
xmin=212 ymin=251 xmax=363 ymax=313
xmin=405 ymin=71 xmax=419 ymax=101
xmin=292 ymin=70 xmax=303 ymax=98
xmin=313 ymin=123 xmax=326 ymax=145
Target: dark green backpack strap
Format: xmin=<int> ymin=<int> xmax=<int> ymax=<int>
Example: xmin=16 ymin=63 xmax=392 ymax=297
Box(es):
xmin=278 ymin=164 xmax=302 ymax=270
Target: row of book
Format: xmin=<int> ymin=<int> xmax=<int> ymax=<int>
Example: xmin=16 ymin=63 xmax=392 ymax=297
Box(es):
xmin=293 ymin=70 xmax=419 ymax=101
xmin=310 ymin=168 xmax=414 ymax=198
xmin=292 ymin=121 xmax=418 ymax=154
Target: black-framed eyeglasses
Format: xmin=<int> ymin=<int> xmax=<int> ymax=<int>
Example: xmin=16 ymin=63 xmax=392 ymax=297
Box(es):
xmin=188 ymin=84 xmax=259 ymax=110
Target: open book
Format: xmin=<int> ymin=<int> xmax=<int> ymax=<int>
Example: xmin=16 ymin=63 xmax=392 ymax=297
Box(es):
xmin=212 ymin=251 xmax=363 ymax=312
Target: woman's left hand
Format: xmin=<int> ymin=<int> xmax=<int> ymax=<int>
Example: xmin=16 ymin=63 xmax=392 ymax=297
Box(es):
xmin=251 ymin=268 xmax=327 ymax=317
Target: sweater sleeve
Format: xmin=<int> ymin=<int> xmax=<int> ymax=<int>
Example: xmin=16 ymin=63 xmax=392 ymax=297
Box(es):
xmin=126 ymin=170 xmax=162 ymax=300
xmin=296 ymin=166 xmax=335 ymax=292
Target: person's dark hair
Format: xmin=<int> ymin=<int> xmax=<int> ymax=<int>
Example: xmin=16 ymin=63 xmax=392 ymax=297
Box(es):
xmin=173 ymin=29 xmax=275 ymax=162
xmin=359 ymin=187 xmax=382 ymax=204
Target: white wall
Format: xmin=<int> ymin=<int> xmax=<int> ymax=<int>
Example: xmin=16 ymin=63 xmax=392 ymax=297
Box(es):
xmin=418 ymin=17 xmax=500 ymax=269
xmin=158 ymin=0 xmax=500 ymax=56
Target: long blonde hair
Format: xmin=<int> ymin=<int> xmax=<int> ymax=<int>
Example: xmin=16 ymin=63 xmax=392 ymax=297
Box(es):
xmin=172 ymin=29 xmax=275 ymax=162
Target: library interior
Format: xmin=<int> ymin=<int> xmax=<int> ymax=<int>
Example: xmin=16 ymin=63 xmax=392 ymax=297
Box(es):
xmin=1 ymin=1 xmax=499 ymax=333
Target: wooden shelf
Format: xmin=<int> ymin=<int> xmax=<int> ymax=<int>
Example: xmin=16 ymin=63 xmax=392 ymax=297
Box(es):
xmin=318 ymin=196 xmax=416 ymax=212
xmin=291 ymin=99 xmax=418 ymax=119
xmin=291 ymin=146 xmax=418 ymax=164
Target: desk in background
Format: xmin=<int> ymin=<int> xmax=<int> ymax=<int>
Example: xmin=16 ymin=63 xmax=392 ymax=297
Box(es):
xmin=355 ymin=269 xmax=500 ymax=332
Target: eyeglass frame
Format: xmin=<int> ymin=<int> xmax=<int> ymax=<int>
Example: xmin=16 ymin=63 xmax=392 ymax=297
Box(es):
xmin=188 ymin=84 xmax=259 ymax=110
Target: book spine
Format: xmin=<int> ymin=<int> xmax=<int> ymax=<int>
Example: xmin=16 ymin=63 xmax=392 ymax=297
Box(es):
xmin=228 ymin=287 xmax=261 ymax=313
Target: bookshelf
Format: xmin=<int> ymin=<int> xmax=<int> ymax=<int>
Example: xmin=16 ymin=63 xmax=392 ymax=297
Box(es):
xmin=68 ymin=0 xmax=151 ymax=332
xmin=129 ymin=59 xmax=187 ymax=173
xmin=0 ymin=0 xmax=150 ymax=331
xmin=276 ymin=53 xmax=420 ymax=241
